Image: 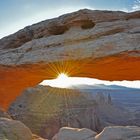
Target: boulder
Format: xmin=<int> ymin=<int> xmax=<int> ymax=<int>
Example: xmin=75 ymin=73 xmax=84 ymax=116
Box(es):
xmin=95 ymin=126 xmax=140 ymax=140
xmin=52 ymin=127 xmax=97 ymax=140
xmin=52 ymin=126 xmax=140 ymax=140
xmin=0 ymin=117 xmax=32 ymax=140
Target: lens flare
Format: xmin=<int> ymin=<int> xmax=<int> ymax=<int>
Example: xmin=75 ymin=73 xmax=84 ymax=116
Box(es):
xmin=40 ymin=73 xmax=72 ymax=88
xmin=54 ymin=73 xmax=71 ymax=88
xmin=57 ymin=73 xmax=69 ymax=80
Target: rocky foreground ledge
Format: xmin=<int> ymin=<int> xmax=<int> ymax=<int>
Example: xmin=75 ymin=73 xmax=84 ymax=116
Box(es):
xmin=0 ymin=9 xmax=140 ymax=108
xmin=0 ymin=117 xmax=140 ymax=140
xmin=52 ymin=126 xmax=140 ymax=140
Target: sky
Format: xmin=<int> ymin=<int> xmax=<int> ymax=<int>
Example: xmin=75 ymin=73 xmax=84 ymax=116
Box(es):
xmin=0 ymin=0 xmax=140 ymax=39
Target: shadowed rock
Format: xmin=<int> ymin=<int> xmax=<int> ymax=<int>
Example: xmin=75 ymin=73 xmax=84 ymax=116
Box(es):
xmin=0 ymin=117 xmax=32 ymax=140
xmin=8 ymin=85 xmax=101 ymax=139
xmin=0 ymin=108 xmax=11 ymax=119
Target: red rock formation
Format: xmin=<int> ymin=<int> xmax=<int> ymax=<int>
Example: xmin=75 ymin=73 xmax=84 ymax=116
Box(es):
xmin=0 ymin=54 xmax=140 ymax=109
xmin=0 ymin=9 xmax=140 ymax=108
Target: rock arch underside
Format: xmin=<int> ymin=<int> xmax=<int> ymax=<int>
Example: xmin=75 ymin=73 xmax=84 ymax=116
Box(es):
xmin=0 ymin=9 xmax=140 ymax=109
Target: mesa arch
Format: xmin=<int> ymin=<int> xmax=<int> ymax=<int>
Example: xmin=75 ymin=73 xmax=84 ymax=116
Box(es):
xmin=0 ymin=9 xmax=140 ymax=109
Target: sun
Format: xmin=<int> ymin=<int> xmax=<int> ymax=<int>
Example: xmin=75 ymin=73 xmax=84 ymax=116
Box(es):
xmin=54 ymin=73 xmax=71 ymax=88
xmin=57 ymin=73 xmax=69 ymax=80
xmin=39 ymin=73 xmax=72 ymax=88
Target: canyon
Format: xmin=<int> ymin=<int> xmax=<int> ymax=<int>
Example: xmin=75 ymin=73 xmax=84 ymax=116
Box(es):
xmin=0 ymin=9 xmax=140 ymax=140
xmin=0 ymin=85 xmax=140 ymax=140
xmin=7 ymin=85 xmax=140 ymax=139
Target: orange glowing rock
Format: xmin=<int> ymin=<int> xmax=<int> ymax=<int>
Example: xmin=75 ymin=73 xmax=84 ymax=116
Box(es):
xmin=0 ymin=9 xmax=140 ymax=109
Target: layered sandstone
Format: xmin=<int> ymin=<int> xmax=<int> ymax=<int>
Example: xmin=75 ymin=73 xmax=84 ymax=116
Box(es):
xmin=53 ymin=126 xmax=140 ymax=140
xmin=0 ymin=9 xmax=140 ymax=108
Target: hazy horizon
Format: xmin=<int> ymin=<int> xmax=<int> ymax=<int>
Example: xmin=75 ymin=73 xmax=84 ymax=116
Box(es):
xmin=40 ymin=74 xmax=140 ymax=89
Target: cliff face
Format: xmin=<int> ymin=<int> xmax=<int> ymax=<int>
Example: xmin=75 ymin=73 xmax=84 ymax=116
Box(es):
xmin=0 ymin=9 xmax=140 ymax=108
xmin=8 ymin=85 xmax=136 ymax=139
xmin=8 ymin=86 xmax=101 ymax=139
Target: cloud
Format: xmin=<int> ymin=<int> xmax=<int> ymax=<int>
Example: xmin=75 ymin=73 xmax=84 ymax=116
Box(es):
xmin=132 ymin=0 xmax=140 ymax=11
xmin=119 ymin=8 xmax=129 ymax=12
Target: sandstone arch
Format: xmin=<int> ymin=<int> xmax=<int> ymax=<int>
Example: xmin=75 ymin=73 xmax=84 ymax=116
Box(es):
xmin=0 ymin=9 xmax=140 ymax=108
